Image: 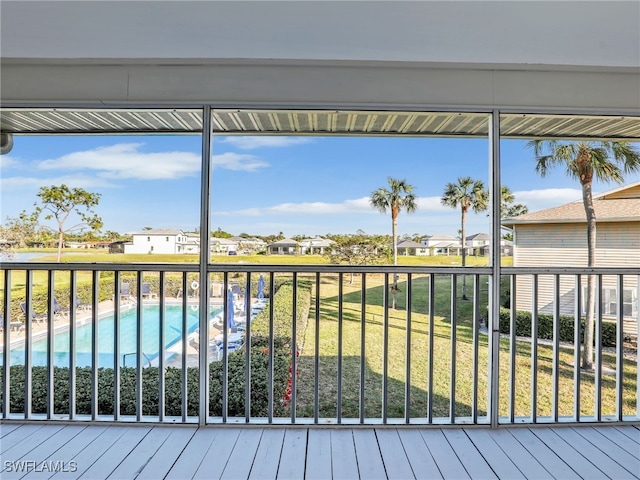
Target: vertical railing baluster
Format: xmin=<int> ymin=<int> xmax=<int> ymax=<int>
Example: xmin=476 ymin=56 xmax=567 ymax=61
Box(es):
xmin=359 ymin=273 xmax=366 ymax=424
xmin=337 ymin=272 xmax=343 ymax=424
xmin=136 ymin=272 xmax=143 ymax=421
xmin=616 ymin=274 xmax=624 ymax=421
xmin=552 ymin=274 xmax=560 ymax=422
xmin=91 ymin=270 xmax=99 ymax=420
xmin=531 ymin=274 xmax=538 ymax=423
xmin=159 ymin=271 xmax=166 ymax=422
xmin=245 ymin=272 xmax=252 ymax=423
xmin=595 ymin=274 xmax=603 ymax=421
xmin=314 ymin=272 xmax=320 ymax=424
xmin=382 ymin=273 xmax=389 ymax=424
xmin=405 ymin=274 xmax=412 ymax=424
xmin=181 ymin=273 xmax=188 ymax=422
xmin=69 ymin=271 xmax=77 ymax=420
xmin=291 ymin=272 xmax=298 ymax=423
xmin=268 ymin=272 xmax=274 ymax=423
xmin=472 ymin=274 xmax=480 ymax=424
xmin=47 ymin=270 xmax=55 ymax=419
xmin=114 ymin=271 xmax=121 ymax=421
xmin=25 ymin=270 xmax=33 ymax=419
xmin=427 ymin=273 xmax=435 ymax=424
xmin=574 ymin=274 xmax=581 ymax=422
xmin=509 ymin=274 xmax=516 ymax=423
xmin=2 ymin=270 xmax=11 ymax=419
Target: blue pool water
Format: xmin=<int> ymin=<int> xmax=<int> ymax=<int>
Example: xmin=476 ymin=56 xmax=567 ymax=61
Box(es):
xmin=9 ymin=305 xmax=219 ymax=368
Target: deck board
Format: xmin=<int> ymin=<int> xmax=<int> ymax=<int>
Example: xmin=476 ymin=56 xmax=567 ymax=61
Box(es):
xmin=51 ymin=426 xmax=129 ymax=479
xmin=507 ymin=428 xmax=581 ymax=480
xmin=530 ymin=428 xmax=610 ymax=479
xmin=0 ymin=423 xmax=21 ymax=437
xmin=594 ymin=426 xmax=640 ymax=457
xmin=0 ymin=424 xmax=47 ymax=455
xmin=248 ymin=429 xmax=285 ymax=479
xmin=465 ymin=429 xmax=525 ymax=480
xmin=276 ymin=429 xmax=307 ymax=480
xmin=220 ymin=428 xmax=263 ymax=480
xmin=137 ymin=427 xmax=196 ymax=479
xmin=165 ymin=428 xmax=219 ymax=480
xmin=442 ymin=429 xmax=497 ymax=479
xmin=490 ymin=429 xmax=553 ymax=479
xmin=566 ymin=427 xmax=639 ymax=478
xmin=329 ymin=429 xmax=359 ymax=480
xmin=305 ymin=429 xmax=332 ymax=480
xmin=0 ymin=422 xmax=637 ymax=479
xmin=79 ymin=426 xmax=151 ymax=480
xmin=396 ymin=429 xmax=443 ymax=480
xmin=20 ymin=426 xmax=107 ymax=480
xmin=419 ymin=429 xmax=470 ymax=479
xmin=375 ymin=429 xmax=415 ymax=479
xmin=352 ymin=428 xmax=386 ymax=480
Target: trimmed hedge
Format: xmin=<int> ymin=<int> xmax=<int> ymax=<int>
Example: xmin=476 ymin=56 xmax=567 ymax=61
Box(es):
xmin=2 ymin=336 xmax=292 ymax=417
xmin=497 ymin=307 xmax=618 ymax=347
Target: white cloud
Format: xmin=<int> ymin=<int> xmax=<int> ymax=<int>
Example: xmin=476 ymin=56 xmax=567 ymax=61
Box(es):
xmin=37 ymin=143 xmax=201 ymax=180
xmin=214 ymin=195 xmax=450 ymax=217
xmin=211 ymin=152 xmax=269 ymax=171
xmin=218 ymin=136 xmax=312 ymax=150
xmin=0 ymin=156 xmax=18 ymax=170
xmin=0 ymin=174 xmax=116 ymax=192
xmin=513 ymin=188 xmax=582 ymax=212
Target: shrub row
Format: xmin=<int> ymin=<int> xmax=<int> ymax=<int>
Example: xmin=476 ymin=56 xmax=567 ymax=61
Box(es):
xmin=2 ymin=336 xmax=292 ymax=417
xmin=250 ymin=280 xmax=312 ymax=346
xmin=497 ymin=307 xmax=618 ymax=347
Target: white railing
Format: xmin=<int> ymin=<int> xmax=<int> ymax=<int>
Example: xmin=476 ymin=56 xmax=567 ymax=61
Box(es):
xmin=1 ymin=263 xmax=638 ymax=426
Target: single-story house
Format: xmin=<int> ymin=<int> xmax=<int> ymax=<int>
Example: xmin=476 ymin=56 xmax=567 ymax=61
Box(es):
xmin=210 ymin=237 xmax=238 ymax=255
xmin=268 ymin=238 xmax=299 ymax=255
xmin=421 ymin=235 xmax=461 ymax=256
xmin=396 ymin=240 xmax=429 ymax=256
xmin=502 ymin=182 xmax=640 ymax=326
xmin=299 ymin=237 xmax=335 ymax=255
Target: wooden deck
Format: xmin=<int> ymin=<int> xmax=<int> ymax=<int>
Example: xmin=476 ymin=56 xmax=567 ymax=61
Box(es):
xmin=0 ymin=423 xmax=638 ymax=479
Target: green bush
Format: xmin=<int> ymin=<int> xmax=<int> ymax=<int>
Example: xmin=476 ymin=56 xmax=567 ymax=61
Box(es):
xmin=497 ymin=307 xmax=617 ymax=347
xmin=2 ymin=336 xmax=292 ymax=417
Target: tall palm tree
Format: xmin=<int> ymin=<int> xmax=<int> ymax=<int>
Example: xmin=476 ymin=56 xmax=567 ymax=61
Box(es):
xmin=370 ymin=177 xmax=417 ymax=308
xmin=441 ymin=177 xmax=488 ymax=300
xmin=528 ymin=140 xmax=640 ymax=370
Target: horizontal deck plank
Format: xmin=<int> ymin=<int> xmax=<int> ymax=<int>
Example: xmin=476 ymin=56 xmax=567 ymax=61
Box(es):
xmin=0 ymin=422 xmax=637 ymax=480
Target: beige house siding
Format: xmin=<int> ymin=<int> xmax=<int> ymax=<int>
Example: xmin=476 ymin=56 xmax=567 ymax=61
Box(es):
xmin=512 ymin=222 xmax=639 ymax=331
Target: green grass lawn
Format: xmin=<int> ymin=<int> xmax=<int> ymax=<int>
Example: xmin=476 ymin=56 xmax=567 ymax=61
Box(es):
xmin=291 ymin=273 xmax=636 ymax=420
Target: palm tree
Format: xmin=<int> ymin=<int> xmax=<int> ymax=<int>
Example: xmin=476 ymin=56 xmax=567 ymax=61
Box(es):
xmin=441 ymin=177 xmax=488 ymax=300
xmin=370 ymin=177 xmax=417 ymax=308
xmin=528 ymin=140 xmax=640 ymax=370
xmin=500 ymin=186 xmax=528 ymax=218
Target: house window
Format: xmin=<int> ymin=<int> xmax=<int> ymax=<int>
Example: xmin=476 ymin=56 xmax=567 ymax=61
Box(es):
xmin=166 ymin=237 xmax=169 ymax=242
xmin=583 ymin=286 xmax=638 ymax=317
xmin=147 ymin=236 xmax=150 ymax=242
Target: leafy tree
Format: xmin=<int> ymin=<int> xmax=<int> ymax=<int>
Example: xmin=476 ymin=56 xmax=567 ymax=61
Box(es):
xmin=370 ymin=177 xmax=417 ymax=308
xmin=0 ymin=210 xmax=51 ymax=254
xmin=325 ymin=231 xmax=391 ymax=284
xmin=500 ymin=186 xmax=529 ymax=218
xmin=441 ymin=177 xmax=488 ymax=299
xmin=528 ymin=140 xmax=640 ymax=369
xmin=35 ymin=185 xmax=103 ymax=262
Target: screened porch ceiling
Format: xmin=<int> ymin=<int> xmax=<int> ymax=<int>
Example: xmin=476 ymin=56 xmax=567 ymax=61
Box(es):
xmin=1 ymin=108 xmax=639 ymax=140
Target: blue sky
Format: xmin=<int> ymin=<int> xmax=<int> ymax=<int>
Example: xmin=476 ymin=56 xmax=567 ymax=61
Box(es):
xmin=2 ymin=134 xmax=639 ymax=238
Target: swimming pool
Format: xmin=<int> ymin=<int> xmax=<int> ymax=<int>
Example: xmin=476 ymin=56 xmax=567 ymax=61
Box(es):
xmin=8 ymin=305 xmax=219 ymax=368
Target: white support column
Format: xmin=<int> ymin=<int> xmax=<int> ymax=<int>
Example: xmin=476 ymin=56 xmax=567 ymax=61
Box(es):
xmin=199 ymin=106 xmax=212 ymax=425
xmin=489 ymin=110 xmax=502 ymax=428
